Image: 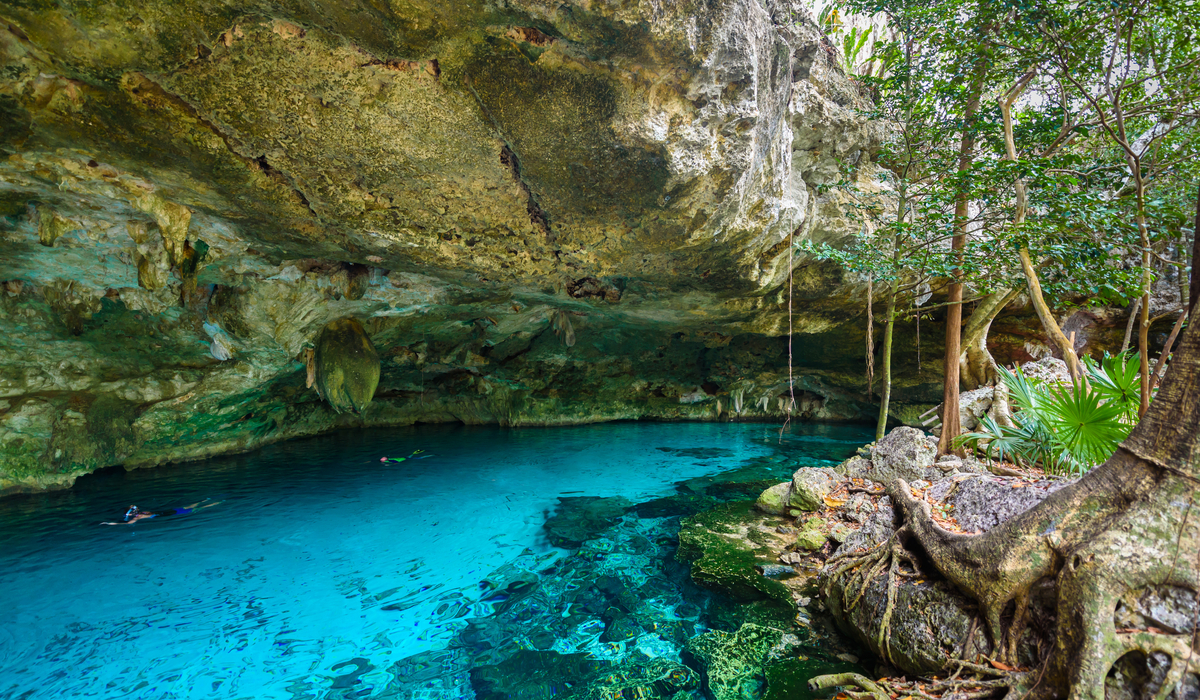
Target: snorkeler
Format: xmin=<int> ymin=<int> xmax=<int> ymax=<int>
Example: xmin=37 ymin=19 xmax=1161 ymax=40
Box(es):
xmin=380 ymin=449 xmax=433 ymax=464
xmin=102 ymin=500 xmax=221 ymax=525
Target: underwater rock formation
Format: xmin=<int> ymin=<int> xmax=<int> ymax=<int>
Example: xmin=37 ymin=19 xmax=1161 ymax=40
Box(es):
xmin=312 ymin=317 xmax=380 ymax=414
xmin=684 ymin=623 xmax=800 ymax=700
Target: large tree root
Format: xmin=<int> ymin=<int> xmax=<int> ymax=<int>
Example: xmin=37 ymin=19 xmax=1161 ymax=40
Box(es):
xmin=810 ymin=661 xmax=1020 ymax=700
xmin=846 ymin=467 xmax=1200 ymax=700
xmin=822 ymin=527 xmax=922 ymax=665
xmin=812 ymin=309 xmax=1200 ymax=700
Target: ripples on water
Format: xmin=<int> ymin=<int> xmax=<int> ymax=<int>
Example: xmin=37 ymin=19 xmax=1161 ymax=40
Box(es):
xmin=0 ymin=421 xmax=871 ymax=699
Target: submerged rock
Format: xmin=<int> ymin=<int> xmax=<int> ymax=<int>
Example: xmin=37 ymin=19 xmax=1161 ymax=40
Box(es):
xmin=677 ymin=502 xmax=793 ymax=604
xmin=543 ymin=496 xmax=633 ymax=547
xmin=313 ymin=317 xmax=380 ymax=414
xmin=684 ymin=623 xmax=799 ymax=700
xmin=470 ymin=650 xmax=698 ymax=700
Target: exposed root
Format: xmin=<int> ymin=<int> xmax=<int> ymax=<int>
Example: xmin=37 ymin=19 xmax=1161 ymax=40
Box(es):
xmin=819 ymin=318 xmax=1200 ymax=700
xmin=809 ymin=672 xmax=889 ymax=700
xmin=822 ymin=527 xmax=921 ymax=666
xmin=1108 ymin=631 xmax=1200 ymax=700
xmin=809 ymin=667 xmax=1021 ymax=700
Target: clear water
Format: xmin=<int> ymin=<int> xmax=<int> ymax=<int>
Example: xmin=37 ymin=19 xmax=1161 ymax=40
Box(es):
xmin=0 ymin=421 xmax=871 ymax=699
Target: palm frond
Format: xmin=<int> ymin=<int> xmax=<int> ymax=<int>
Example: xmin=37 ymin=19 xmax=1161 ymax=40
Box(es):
xmin=1041 ymin=382 xmax=1130 ymax=474
xmin=1083 ymin=351 xmax=1141 ymax=422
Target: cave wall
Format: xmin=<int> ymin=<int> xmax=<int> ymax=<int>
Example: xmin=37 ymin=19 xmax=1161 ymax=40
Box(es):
xmin=1 ymin=0 xmax=927 ymax=495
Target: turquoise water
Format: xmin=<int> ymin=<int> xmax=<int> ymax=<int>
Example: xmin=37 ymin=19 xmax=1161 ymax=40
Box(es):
xmin=0 ymin=422 xmax=871 ymax=699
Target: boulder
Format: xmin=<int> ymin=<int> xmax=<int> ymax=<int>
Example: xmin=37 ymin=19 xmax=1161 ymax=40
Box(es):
xmin=841 ymin=492 xmax=876 ymax=523
xmin=867 ymin=427 xmax=942 ymax=483
xmin=945 ymin=475 xmax=1075 ymax=533
xmin=755 ymin=482 xmax=793 ymax=516
xmin=789 ymin=467 xmax=841 ymax=511
xmin=958 ymin=387 xmax=993 ymax=431
xmin=828 ymin=522 xmax=856 ymax=544
xmin=819 ymin=471 xmax=1078 ymax=675
xmin=822 ymin=567 xmax=991 ymax=674
xmin=837 ymin=497 xmax=895 ymax=554
xmin=1021 ymin=356 xmax=1073 ymax=385
xmin=836 ymin=455 xmax=874 ymax=481
xmin=794 ymin=518 xmax=828 ymax=551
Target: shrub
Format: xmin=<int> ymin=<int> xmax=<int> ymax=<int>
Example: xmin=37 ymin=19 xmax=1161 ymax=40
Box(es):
xmin=956 ymin=353 xmax=1141 ymax=475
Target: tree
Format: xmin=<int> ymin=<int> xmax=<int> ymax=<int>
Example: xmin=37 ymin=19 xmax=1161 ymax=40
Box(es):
xmin=805 ymin=0 xmax=1200 ymax=695
xmin=806 ymin=0 xmax=1009 ymax=443
xmin=812 ymin=285 xmax=1200 ymax=700
xmin=1037 ymin=0 xmax=1200 ymax=413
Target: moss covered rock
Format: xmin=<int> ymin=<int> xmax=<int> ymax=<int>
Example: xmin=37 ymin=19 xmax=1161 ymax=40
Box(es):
xmin=794 ymin=517 xmax=828 ymax=551
xmin=684 ymin=623 xmax=799 ymax=700
xmin=756 ymin=481 xmax=793 ymax=515
xmin=314 ymin=317 xmax=380 ymax=414
xmin=677 ymin=502 xmax=792 ymax=604
xmin=789 ymin=467 xmax=841 ymax=511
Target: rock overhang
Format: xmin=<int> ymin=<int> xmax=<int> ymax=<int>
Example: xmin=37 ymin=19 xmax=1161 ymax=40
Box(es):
xmin=0 ymin=0 xmax=904 ymax=494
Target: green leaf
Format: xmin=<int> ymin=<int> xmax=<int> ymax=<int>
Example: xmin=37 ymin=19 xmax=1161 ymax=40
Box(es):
xmin=1082 ymin=351 xmax=1141 ymax=422
xmin=1041 ymin=382 xmax=1130 ymax=473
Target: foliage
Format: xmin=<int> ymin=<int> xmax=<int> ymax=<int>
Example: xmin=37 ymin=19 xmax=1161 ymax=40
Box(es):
xmin=956 ymin=354 xmax=1141 ymax=475
xmin=812 ymin=2 xmax=888 ymax=77
xmin=1082 ymin=352 xmax=1143 ymax=419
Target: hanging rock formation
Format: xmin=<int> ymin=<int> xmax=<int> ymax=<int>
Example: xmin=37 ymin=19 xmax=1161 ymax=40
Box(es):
xmin=313 ymin=317 xmax=380 ymax=414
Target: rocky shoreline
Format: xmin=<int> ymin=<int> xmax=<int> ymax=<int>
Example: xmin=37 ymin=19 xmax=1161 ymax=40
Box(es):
xmin=668 ymin=425 xmax=1200 ymax=699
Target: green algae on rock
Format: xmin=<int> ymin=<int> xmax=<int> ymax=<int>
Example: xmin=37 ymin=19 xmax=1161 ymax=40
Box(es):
xmin=793 ymin=517 xmax=828 ymax=552
xmin=684 ymin=623 xmax=800 ymax=700
xmin=677 ymin=502 xmax=793 ymax=605
xmin=471 ymin=651 xmax=699 ymax=700
xmin=313 ymin=317 xmax=380 ymax=414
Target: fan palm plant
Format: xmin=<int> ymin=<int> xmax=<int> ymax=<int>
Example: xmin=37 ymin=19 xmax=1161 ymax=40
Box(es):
xmin=1082 ymin=352 xmax=1141 ymax=421
xmin=956 ymin=354 xmax=1139 ymax=475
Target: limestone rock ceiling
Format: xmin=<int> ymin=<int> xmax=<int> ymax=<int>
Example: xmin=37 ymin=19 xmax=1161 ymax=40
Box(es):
xmin=1 ymin=0 xmax=883 ymax=294
xmin=0 ymin=0 xmax=902 ymax=495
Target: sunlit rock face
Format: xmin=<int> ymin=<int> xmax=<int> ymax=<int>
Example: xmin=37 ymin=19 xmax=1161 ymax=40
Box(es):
xmin=0 ymin=0 xmax=915 ymax=494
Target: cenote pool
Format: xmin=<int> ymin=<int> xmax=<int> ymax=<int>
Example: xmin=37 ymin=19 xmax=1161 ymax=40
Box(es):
xmin=0 ymin=421 xmax=872 ymax=700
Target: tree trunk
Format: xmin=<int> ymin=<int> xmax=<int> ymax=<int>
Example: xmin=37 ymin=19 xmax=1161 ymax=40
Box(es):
xmin=1134 ymin=177 xmax=1152 ymax=416
xmin=880 ymin=313 xmax=1200 ymax=699
xmin=998 ymin=71 xmax=1083 ymax=383
xmin=1018 ymin=245 xmax=1083 ymax=381
xmin=877 ymin=190 xmax=907 ymax=441
xmin=1190 ymin=183 xmax=1200 ymax=312
xmin=960 ymin=288 xmax=1019 ymax=390
xmin=876 ymin=278 xmax=898 ymax=440
xmin=938 ymin=59 xmax=988 ymax=457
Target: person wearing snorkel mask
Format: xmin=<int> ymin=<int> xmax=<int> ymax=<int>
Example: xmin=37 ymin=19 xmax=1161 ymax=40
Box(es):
xmin=102 ymin=500 xmax=220 ymax=525
xmin=380 ymin=449 xmax=434 ymax=464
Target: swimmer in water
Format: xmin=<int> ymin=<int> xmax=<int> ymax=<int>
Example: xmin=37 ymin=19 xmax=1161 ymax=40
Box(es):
xmin=380 ymin=449 xmax=433 ymax=464
xmin=102 ymin=500 xmax=221 ymax=525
